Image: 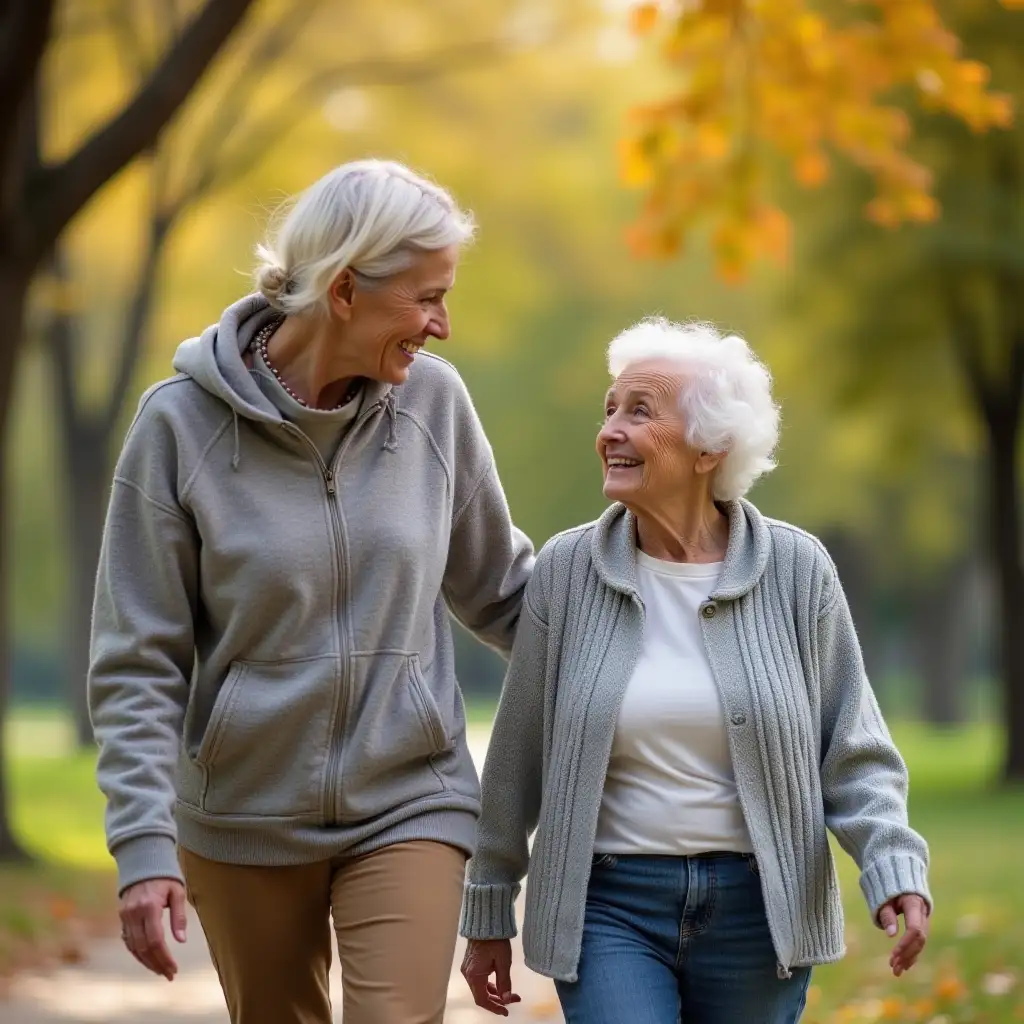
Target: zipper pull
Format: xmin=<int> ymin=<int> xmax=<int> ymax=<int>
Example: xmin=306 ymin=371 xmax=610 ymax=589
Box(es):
xmin=325 ymin=469 xmax=336 ymax=494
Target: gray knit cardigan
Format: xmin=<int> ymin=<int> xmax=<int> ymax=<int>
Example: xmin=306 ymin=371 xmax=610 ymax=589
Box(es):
xmin=460 ymin=499 xmax=931 ymax=983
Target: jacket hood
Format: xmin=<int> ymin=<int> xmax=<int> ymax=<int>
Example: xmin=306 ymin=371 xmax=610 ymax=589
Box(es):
xmin=172 ymin=293 xmax=395 ymax=423
xmin=172 ymin=294 xmax=283 ymax=425
xmin=171 ymin=294 xmax=398 ymax=466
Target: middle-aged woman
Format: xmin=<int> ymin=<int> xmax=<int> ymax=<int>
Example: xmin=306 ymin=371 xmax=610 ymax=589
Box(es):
xmin=460 ymin=318 xmax=931 ymax=1023
xmin=89 ymin=159 xmax=534 ymax=1024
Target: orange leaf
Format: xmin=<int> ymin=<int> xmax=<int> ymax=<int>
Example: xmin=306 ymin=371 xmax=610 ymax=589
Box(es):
xmin=629 ymin=3 xmax=659 ymax=36
xmin=794 ymin=150 xmax=830 ymax=187
xmin=865 ymin=198 xmax=901 ymax=228
xmin=935 ymin=974 xmax=968 ymax=1002
xmin=618 ymin=137 xmax=654 ymax=188
xmin=695 ymin=122 xmax=731 ymax=160
xmin=904 ymin=191 xmax=939 ymax=221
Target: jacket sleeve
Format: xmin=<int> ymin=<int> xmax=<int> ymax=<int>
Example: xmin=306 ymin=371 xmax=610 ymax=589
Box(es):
xmin=442 ymin=380 xmax=534 ymax=656
xmin=459 ymin=553 xmax=551 ymax=940
xmin=817 ymin=561 xmax=932 ymax=924
xmin=88 ymin=406 xmax=199 ymax=895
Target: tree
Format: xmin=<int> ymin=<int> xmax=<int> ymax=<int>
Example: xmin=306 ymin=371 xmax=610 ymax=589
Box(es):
xmin=41 ymin=2 xmax=520 ymax=747
xmin=623 ymin=0 xmax=1024 ymax=781
xmin=0 ymin=0 xmax=257 ymax=860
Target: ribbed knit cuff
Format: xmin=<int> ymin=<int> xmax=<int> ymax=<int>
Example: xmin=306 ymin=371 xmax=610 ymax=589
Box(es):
xmin=460 ymin=882 xmax=520 ymax=940
xmin=113 ymin=834 xmax=183 ymax=896
xmin=860 ymin=855 xmax=933 ymax=925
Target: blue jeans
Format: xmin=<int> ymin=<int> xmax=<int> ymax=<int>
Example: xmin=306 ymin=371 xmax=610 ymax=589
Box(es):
xmin=555 ymin=853 xmax=812 ymax=1024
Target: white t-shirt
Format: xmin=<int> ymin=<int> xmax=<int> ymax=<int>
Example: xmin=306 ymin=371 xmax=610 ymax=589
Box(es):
xmin=594 ymin=550 xmax=752 ymax=855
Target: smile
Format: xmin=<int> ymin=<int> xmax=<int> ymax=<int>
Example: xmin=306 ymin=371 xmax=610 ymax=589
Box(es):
xmin=399 ymin=341 xmax=423 ymax=356
xmin=606 ymin=457 xmax=642 ymax=468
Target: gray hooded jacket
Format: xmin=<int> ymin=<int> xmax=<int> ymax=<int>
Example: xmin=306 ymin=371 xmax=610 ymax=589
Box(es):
xmin=89 ymin=295 xmax=534 ymax=893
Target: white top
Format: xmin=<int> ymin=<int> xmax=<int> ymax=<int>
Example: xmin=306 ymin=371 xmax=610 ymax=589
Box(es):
xmin=594 ymin=550 xmax=752 ymax=855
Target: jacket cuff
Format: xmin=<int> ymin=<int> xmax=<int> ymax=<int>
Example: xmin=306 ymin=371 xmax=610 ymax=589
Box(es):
xmin=460 ymin=883 xmax=520 ymax=940
xmin=860 ymin=855 xmax=932 ymax=925
xmin=113 ymin=834 xmax=183 ymax=896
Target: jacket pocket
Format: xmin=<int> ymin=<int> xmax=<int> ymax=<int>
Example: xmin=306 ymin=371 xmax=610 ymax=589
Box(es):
xmin=339 ymin=652 xmax=460 ymax=821
xmin=195 ymin=656 xmax=338 ymax=818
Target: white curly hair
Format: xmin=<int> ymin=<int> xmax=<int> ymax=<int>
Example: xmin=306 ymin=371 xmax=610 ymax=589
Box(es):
xmin=607 ymin=317 xmax=781 ymax=501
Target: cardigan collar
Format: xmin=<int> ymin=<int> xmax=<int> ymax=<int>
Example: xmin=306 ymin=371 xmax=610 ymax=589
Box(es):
xmin=590 ymin=497 xmax=772 ymax=602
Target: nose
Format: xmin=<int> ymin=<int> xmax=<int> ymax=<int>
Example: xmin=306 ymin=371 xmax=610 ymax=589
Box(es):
xmin=597 ymin=414 xmax=626 ymax=450
xmin=426 ymin=306 xmax=450 ymax=342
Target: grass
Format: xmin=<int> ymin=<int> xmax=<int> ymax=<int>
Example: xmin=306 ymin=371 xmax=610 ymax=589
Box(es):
xmin=0 ymin=708 xmax=1022 ymax=1019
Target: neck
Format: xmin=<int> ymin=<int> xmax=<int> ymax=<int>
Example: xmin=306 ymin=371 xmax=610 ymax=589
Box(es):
xmin=633 ymin=494 xmax=728 ymax=563
xmin=265 ymin=315 xmax=360 ymax=410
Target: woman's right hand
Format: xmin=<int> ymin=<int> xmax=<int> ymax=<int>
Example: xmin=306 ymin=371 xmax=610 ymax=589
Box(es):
xmin=119 ymin=878 xmax=188 ymax=981
xmin=461 ymin=938 xmax=522 ymax=1016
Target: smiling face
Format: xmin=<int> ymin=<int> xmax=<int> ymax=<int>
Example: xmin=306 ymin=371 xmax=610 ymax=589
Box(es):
xmin=329 ymin=244 xmax=458 ymax=384
xmin=597 ymin=359 xmax=723 ymax=515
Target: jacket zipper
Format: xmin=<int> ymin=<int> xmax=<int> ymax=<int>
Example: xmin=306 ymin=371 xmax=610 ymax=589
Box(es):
xmin=281 ymin=399 xmax=385 ymax=825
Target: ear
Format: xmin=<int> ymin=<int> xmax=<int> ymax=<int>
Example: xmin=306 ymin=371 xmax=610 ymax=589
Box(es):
xmin=326 ymin=268 xmax=357 ymax=321
xmin=695 ymin=449 xmax=726 ymax=477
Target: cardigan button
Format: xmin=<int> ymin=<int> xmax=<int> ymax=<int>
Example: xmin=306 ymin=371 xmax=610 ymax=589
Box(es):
xmin=701 ymin=603 xmax=717 ymax=619
xmin=730 ymin=711 xmax=747 ymax=726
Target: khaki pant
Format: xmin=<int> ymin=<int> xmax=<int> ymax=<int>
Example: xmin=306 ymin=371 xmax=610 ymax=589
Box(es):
xmin=180 ymin=841 xmax=467 ymax=1024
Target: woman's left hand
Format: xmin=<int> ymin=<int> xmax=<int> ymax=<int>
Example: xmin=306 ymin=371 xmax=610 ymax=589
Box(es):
xmin=879 ymin=893 xmax=929 ymax=977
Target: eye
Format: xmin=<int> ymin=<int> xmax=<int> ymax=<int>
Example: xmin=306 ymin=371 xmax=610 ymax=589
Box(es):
xmin=633 ymin=404 xmax=650 ymax=418
xmin=604 ymin=404 xmax=616 ymax=418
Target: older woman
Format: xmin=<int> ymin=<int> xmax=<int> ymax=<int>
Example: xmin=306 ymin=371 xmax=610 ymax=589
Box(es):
xmin=460 ymin=319 xmax=931 ymax=1023
xmin=89 ymin=160 xmax=534 ymax=1024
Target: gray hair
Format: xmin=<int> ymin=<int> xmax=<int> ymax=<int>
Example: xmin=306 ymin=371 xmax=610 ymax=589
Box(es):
xmin=254 ymin=159 xmax=475 ymax=314
xmin=607 ymin=317 xmax=781 ymax=501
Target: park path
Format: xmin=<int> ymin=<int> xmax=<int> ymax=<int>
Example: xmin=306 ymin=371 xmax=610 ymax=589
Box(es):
xmin=0 ymin=731 xmax=565 ymax=1024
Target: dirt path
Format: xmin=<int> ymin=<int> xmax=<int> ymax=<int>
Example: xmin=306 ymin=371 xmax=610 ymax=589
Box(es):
xmin=0 ymin=730 xmax=565 ymax=1023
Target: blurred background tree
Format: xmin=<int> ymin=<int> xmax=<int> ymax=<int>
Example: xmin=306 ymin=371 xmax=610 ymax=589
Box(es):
xmin=626 ymin=0 xmax=1024 ymax=781
xmin=0 ymin=0 xmax=257 ymax=860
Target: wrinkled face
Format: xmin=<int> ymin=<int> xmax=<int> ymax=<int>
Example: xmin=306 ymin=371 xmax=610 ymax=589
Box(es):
xmin=597 ymin=359 xmax=716 ymax=511
xmin=332 ymin=244 xmax=458 ymax=384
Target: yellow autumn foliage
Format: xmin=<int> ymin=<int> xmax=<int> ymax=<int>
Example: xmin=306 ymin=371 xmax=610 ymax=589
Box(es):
xmin=622 ymin=0 xmax=1017 ymax=280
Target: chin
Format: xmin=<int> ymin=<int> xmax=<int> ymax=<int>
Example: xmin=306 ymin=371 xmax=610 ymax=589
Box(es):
xmin=602 ymin=480 xmax=633 ymax=503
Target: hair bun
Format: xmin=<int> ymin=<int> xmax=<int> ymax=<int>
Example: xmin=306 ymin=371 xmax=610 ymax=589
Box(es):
xmin=255 ymin=260 xmax=291 ymax=310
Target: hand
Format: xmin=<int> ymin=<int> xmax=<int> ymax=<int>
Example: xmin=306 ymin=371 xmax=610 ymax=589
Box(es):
xmin=461 ymin=938 xmax=522 ymax=1016
xmin=119 ymin=878 xmax=188 ymax=981
xmin=878 ymin=893 xmax=929 ymax=977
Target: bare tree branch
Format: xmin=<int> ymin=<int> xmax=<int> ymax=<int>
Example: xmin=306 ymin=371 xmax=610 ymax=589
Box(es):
xmin=170 ymin=1 xmax=322 ymax=205
xmin=43 ymin=248 xmax=82 ymax=435
xmin=0 ymin=0 xmax=56 ymax=211
xmin=100 ymin=214 xmax=173 ymax=438
xmin=189 ymin=35 xmax=514 ymax=205
xmin=23 ymin=0 xmax=256 ymax=264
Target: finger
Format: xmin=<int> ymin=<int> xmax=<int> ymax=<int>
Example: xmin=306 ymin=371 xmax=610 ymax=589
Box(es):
xmin=124 ymin=913 xmax=153 ymax=972
xmin=485 ymin=983 xmax=523 ymax=1005
xmin=142 ymin=904 xmax=177 ymax=981
xmin=169 ymin=886 xmax=188 ymax=944
xmin=496 ymin=955 xmax=515 ymax=1002
xmin=468 ymin=975 xmax=509 ymax=1016
xmin=895 ymin=930 xmax=926 ymax=966
xmin=878 ymin=903 xmax=899 ymax=938
xmin=902 ymin=897 xmax=926 ymax=936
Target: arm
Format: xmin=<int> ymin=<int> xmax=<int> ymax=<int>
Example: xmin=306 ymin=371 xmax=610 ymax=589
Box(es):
xmin=460 ymin=556 xmax=551 ymax=941
xmin=89 ymin=415 xmax=199 ymax=896
xmin=442 ymin=381 xmax=534 ymax=655
xmin=817 ymin=564 xmax=932 ymax=924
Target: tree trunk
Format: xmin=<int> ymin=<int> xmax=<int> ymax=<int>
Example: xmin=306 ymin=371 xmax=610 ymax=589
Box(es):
xmin=987 ymin=404 xmax=1024 ymax=781
xmin=0 ymin=268 xmax=37 ymax=862
xmin=914 ymin=563 xmax=970 ymax=727
xmin=64 ymin=433 xmax=108 ymax=748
